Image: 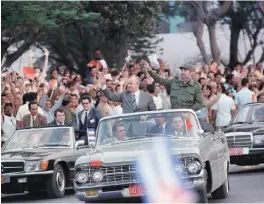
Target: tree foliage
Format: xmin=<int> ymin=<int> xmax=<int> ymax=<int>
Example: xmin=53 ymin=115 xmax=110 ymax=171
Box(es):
xmin=2 ymin=1 xmax=166 ymax=74
xmin=1 ymin=1 xmax=99 ymax=70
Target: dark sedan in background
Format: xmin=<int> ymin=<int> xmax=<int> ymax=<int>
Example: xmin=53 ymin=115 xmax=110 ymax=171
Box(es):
xmin=224 ymin=102 xmax=264 ymax=166
xmin=1 ymin=126 xmax=92 ymax=198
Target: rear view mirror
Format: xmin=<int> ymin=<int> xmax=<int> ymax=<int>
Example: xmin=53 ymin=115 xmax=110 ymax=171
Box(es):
xmin=198 ymin=119 xmax=214 ymax=133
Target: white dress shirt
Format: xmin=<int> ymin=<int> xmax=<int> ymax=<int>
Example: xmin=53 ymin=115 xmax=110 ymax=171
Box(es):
xmin=81 ymin=109 xmax=90 ymax=124
xmin=153 ymin=95 xmax=163 ymax=110
xmin=133 ymin=89 xmax=140 ymax=106
xmin=30 ymin=116 xmax=37 ymax=127
xmin=212 ymin=94 xmax=236 ymax=127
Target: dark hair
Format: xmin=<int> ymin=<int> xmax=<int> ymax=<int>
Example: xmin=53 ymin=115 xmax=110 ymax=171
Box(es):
xmin=2 ymin=93 xmax=6 ymax=97
xmin=259 ymin=82 xmax=264 ymax=91
xmin=112 ymin=122 xmax=124 ymax=133
xmin=111 ymin=70 xmax=119 ymax=77
xmin=70 ymin=93 xmax=78 ymax=99
xmin=81 ymin=95 xmax=92 ymax=103
xmin=225 ymin=74 xmax=233 ymax=83
xmin=241 ymin=78 xmax=249 ymax=87
xmin=257 ymin=93 xmax=264 ymax=101
xmin=54 ymin=108 xmax=65 ymax=117
xmin=220 ymin=84 xmax=226 ymax=93
xmin=62 ymin=95 xmax=71 ymax=106
xmin=214 ymin=72 xmax=222 ymax=78
xmin=4 ymin=102 xmax=13 ymax=109
xmin=147 ymin=84 xmax=155 ymax=94
xmin=28 ymin=101 xmax=38 ymax=110
xmin=24 ymin=92 xmax=38 ymax=103
xmin=67 ymin=81 xmax=76 ymax=88
xmin=198 ymin=78 xmax=205 ymax=84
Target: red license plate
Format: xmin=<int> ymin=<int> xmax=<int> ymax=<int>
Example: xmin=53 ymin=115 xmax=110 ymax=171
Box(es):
xmin=129 ymin=184 xmax=145 ymax=196
xmin=228 ymin=148 xmax=243 ymax=156
xmin=1 ymin=176 xmax=4 ymax=184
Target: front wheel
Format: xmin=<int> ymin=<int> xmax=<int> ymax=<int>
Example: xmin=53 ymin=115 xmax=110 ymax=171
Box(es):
xmin=197 ymin=186 xmax=208 ymax=203
xmin=211 ymin=171 xmax=229 ymax=199
xmin=46 ymin=164 xmax=66 ymax=198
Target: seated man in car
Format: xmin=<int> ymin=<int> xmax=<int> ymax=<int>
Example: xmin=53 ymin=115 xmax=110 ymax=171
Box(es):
xmin=150 ymin=114 xmax=170 ymax=134
xmin=254 ymin=107 xmax=264 ymax=122
xmin=170 ymin=116 xmax=188 ymax=135
xmin=103 ymin=122 xmax=128 ymax=144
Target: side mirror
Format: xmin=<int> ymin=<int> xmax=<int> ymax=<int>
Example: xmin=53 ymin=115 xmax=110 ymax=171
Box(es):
xmin=203 ymin=124 xmax=214 ymax=133
xmin=75 ymin=140 xmax=85 ymax=148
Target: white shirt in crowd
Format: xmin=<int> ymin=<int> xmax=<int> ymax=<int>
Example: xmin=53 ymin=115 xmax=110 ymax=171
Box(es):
xmin=153 ymin=95 xmax=163 ymax=110
xmin=235 ymin=87 xmax=256 ymax=107
xmin=111 ymin=105 xmax=123 ymax=116
xmin=212 ymin=94 xmax=236 ymax=127
xmin=133 ymin=89 xmax=140 ymax=106
xmin=1 ymin=115 xmax=16 ymax=141
xmin=16 ymin=102 xmax=44 ymax=121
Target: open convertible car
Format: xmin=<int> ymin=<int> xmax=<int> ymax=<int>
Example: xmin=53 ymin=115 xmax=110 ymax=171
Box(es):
xmin=224 ymin=102 xmax=264 ymax=165
xmin=1 ymin=126 xmax=92 ymax=197
xmin=74 ymin=109 xmax=230 ymax=203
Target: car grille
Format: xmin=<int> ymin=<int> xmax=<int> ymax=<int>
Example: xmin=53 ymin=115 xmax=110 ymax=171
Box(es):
xmin=76 ymin=157 xmax=198 ymax=187
xmin=226 ymin=134 xmax=252 ymax=148
xmin=1 ymin=161 xmax=25 ymax=174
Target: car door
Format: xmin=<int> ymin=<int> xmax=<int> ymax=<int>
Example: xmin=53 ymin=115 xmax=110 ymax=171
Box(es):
xmin=202 ymin=133 xmax=220 ymax=191
xmin=214 ymin=130 xmax=228 ymax=185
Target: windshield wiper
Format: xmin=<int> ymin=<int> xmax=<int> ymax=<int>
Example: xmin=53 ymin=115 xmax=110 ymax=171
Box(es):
xmin=33 ymin=143 xmax=70 ymax=148
xmin=232 ymin=122 xmax=253 ymax=125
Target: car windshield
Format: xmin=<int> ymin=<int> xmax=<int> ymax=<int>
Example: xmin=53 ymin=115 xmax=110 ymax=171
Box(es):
xmin=232 ymin=104 xmax=264 ymax=124
xmin=3 ymin=127 xmax=73 ymax=151
xmin=97 ymin=111 xmax=200 ymax=146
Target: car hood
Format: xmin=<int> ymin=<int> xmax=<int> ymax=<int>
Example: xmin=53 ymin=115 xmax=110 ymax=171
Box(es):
xmin=76 ymin=137 xmax=202 ymax=165
xmin=1 ymin=148 xmax=70 ymax=161
xmin=224 ymin=123 xmax=264 ymax=134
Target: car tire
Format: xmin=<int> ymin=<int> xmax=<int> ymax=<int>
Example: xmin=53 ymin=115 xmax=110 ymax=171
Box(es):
xmin=211 ymin=171 xmax=229 ymax=199
xmin=197 ymin=186 xmax=208 ymax=203
xmin=46 ymin=164 xmax=66 ymax=198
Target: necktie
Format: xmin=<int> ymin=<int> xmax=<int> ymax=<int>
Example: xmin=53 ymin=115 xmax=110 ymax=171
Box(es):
xmin=84 ymin=112 xmax=88 ymax=129
xmin=131 ymin=93 xmax=137 ymax=111
xmin=159 ymin=126 xmax=164 ymax=134
xmin=32 ymin=117 xmax=35 ymax=127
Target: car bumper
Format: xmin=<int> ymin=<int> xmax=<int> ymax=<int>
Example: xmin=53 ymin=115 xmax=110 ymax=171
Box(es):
xmin=228 ymin=147 xmax=264 ymax=156
xmin=1 ymin=171 xmax=53 ymax=194
xmin=75 ymin=171 xmax=206 ymax=202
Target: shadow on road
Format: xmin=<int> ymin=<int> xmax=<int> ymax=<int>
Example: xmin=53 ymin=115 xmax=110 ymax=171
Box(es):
xmin=1 ymin=190 xmax=75 ymax=203
xmin=229 ymin=165 xmax=264 ymax=175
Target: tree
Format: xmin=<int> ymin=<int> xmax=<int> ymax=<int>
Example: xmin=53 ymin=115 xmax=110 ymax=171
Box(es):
xmin=1 ymin=1 xmax=99 ymax=70
xmin=223 ymin=1 xmax=264 ymax=68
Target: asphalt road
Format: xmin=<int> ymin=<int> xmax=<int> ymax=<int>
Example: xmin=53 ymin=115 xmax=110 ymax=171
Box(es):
xmin=2 ymin=165 xmax=264 ymax=203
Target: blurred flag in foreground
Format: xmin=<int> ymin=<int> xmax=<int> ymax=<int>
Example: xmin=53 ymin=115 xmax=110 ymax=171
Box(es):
xmin=138 ymin=138 xmax=196 ymax=203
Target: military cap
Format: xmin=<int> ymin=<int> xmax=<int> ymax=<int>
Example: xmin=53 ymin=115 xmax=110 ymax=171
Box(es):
xmin=179 ymin=64 xmax=194 ymax=71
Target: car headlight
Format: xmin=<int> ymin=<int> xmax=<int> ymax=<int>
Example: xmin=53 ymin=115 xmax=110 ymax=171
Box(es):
xmin=76 ymin=172 xmax=88 ymax=184
xmin=25 ymin=161 xmax=41 ymax=172
xmin=187 ymin=161 xmax=201 ymax=174
xmin=92 ymin=170 xmax=103 ymax=182
xmin=175 ymin=164 xmax=183 ymax=173
xmin=253 ymin=135 xmax=264 ymax=145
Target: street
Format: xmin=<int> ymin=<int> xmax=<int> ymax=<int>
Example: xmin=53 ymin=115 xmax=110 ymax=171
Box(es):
xmin=2 ymin=165 xmax=264 ymax=203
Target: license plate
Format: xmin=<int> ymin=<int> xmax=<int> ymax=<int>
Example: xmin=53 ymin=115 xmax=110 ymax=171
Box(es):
xmin=129 ymin=184 xmax=145 ymax=196
xmin=1 ymin=175 xmax=10 ymax=184
xmin=228 ymin=148 xmax=249 ymax=156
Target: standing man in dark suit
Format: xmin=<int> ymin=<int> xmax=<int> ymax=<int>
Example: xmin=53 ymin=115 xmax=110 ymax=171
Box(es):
xmin=48 ymin=108 xmax=72 ymax=126
xmin=22 ymin=102 xmax=47 ymax=128
xmin=99 ymin=74 xmax=156 ymax=113
xmin=75 ymin=95 xmax=102 ymax=144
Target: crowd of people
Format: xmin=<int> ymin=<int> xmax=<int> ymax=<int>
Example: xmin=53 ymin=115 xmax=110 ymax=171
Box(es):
xmin=1 ymin=49 xmax=264 ymax=144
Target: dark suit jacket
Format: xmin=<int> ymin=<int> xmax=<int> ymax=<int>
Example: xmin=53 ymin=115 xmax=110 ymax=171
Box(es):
xmin=47 ymin=120 xmax=72 ymax=126
xmin=102 ymin=88 xmax=157 ymax=114
xmin=150 ymin=123 xmax=170 ymax=134
xmin=75 ymin=107 xmax=102 ymax=144
xmin=22 ymin=114 xmax=47 ymax=128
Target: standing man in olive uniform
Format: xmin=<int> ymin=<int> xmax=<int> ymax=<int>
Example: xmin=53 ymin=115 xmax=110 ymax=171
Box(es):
xmin=145 ymin=62 xmax=204 ymax=111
